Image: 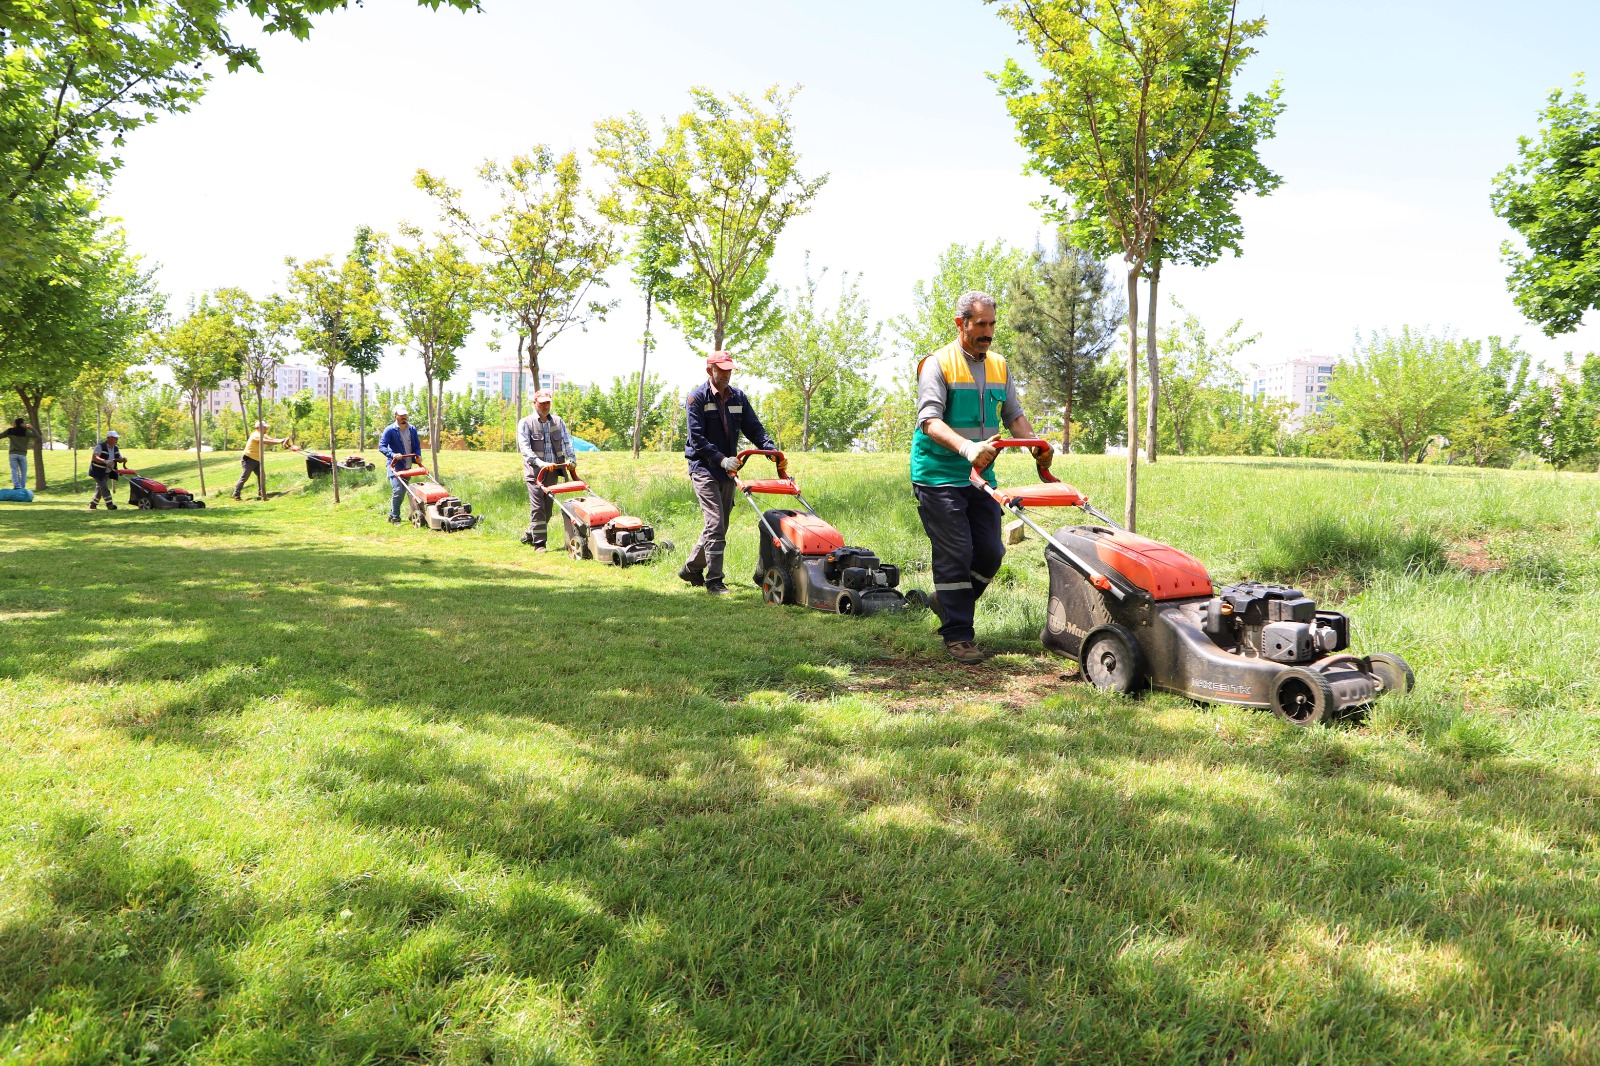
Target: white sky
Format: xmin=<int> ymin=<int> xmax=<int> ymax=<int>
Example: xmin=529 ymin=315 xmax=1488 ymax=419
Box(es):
xmin=103 ymin=0 xmax=1600 ymax=393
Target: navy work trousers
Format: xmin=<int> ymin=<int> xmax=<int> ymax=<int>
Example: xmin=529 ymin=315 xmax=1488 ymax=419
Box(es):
xmin=914 ymin=483 xmax=1005 ymax=644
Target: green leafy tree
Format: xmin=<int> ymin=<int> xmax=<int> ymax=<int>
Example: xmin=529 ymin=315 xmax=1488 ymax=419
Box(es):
xmin=627 ymin=212 xmax=685 ymax=455
xmin=1521 ymin=353 xmax=1600 ymax=469
xmin=894 ymin=240 xmax=1032 ymax=361
xmin=1144 ymin=303 xmax=1257 ymax=455
xmin=594 ymin=86 xmax=827 ymax=353
xmin=1009 ymin=229 xmax=1123 ymax=452
xmin=0 ymin=204 xmax=158 ymax=488
xmin=994 ymin=0 xmax=1268 ymax=527
xmin=749 ymin=259 xmax=882 ymax=452
xmin=1327 ymin=328 xmax=1482 ymax=464
xmin=418 ymin=147 xmax=617 ymax=406
xmin=285 ymin=247 xmax=385 ymax=502
xmin=381 ymin=228 xmax=479 ymax=476
xmin=1491 ymin=76 xmax=1600 ymax=337
xmin=342 ymin=224 xmax=387 ymax=448
xmin=152 ymin=296 xmax=242 ymax=494
xmin=554 ymin=373 xmax=675 ymax=450
xmin=216 ymin=288 xmax=292 ymax=498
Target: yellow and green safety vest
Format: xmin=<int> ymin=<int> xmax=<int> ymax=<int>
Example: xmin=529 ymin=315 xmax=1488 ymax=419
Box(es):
xmin=910 ymin=340 xmax=1010 ymax=487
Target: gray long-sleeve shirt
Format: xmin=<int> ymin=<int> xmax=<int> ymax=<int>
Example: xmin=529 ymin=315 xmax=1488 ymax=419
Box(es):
xmin=517 ymin=413 xmax=573 ymax=465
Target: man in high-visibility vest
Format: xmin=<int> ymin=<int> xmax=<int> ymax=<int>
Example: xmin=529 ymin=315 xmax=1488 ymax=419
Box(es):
xmin=911 ymin=290 xmax=1050 ymax=663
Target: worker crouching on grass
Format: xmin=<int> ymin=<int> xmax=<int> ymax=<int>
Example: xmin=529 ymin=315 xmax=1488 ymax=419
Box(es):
xmin=89 ymin=430 xmax=128 ymax=510
xmin=378 ymin=405 xmax=423 ymax=524
xmin=517 ymin=388 xmax=574 ymax=552
xmin=681 ymin=350 xmax=782 ymax=596
xmin=232 ymin=420 xmax=291 ymax=500
xmin=912 ymin=290 xmax=1050 ymax=664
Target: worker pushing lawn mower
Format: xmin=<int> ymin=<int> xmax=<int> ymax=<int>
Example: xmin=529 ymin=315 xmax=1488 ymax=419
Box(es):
xmin=536 ymin=462 xmax=670 ymax=566
xmin=734 ymin=449 xmax=918 ymax=615
xmin=977 ymin=439 xmax=1415 ymax=726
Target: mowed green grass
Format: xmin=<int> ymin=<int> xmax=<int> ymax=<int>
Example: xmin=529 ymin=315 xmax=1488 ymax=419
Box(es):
xmin=3 ymin=446 xmax=1600 ymax=1065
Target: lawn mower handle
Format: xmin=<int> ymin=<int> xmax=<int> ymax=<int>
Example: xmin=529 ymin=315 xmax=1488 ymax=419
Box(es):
xmin=535 ymin=461 xmax=577 ymax=486
xmin=984 ymin=438 xmax=1059 ymax=482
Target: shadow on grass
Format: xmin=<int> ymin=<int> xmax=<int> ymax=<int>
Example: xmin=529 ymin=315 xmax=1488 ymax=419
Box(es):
xmin=6 ymin=522 xmax=1600 ymax=1061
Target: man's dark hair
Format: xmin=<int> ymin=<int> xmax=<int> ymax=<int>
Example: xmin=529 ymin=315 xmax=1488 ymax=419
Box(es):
xmin=10 ymin=417 xmax=23 ymax=428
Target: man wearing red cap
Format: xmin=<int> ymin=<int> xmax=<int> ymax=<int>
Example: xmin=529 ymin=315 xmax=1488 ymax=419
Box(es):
xmin=681 ymin=351 xmax=780 ymax=595
xmin=517 ymin=388 xmax=575 ymax=551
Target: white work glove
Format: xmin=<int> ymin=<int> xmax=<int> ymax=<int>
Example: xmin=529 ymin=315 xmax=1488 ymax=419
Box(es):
xmin=720 ymin=456 xmax=740 ymax=472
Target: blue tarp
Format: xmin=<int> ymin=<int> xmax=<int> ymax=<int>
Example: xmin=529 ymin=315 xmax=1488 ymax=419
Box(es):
xmin=0 ymin=487 xmax=34 ymax=502
xmin=571 ymin=436 xmax=599 ymax=453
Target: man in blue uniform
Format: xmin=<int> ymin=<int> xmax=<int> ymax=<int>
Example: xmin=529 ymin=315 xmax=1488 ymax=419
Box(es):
xmin=378 ymin=405 xmax=423 ymax=524
xmin=681 ymin=351 xmax=782 ymax=595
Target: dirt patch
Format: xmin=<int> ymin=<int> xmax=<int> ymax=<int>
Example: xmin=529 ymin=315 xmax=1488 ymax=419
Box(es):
xmin=1447 ymin=538 xmax=1502 ymax=575
xmin=848 ymin=654 xmax=1078 ymax=713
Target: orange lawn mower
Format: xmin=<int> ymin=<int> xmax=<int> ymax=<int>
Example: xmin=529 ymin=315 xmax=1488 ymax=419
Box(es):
xmin=538 ymin=463 xmax=670 ymax=566
xmin=977 ymin=439 xmax=1414 ymax=726
xmin=734 ymin=449 xmax=921 ymax=616
xmin=390 ymin=456 xmax=479 ymax=532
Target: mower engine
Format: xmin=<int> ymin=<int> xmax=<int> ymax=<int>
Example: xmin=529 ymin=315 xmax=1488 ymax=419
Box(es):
xmin=421 ymin=494 xmax=477 ymax=532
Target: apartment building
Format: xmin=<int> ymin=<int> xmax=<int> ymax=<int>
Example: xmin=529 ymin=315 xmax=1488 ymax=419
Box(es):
xmin=205 ymin=364 xmax=357 ymax=415
xmin=1250 ymin=355 xmax=1338 ymax=430
xmin=473 ymin=363 xmax=568 ymax=400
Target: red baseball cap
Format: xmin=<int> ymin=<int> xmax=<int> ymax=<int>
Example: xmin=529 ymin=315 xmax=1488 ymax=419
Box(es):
xmin=533 ymin=389 xmax=553 ymax=403
xmin=706 ymin=351 xmax=736 ymax=370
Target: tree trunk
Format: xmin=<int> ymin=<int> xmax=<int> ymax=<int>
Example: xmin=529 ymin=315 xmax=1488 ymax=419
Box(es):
xmin=17 ymin=387 xmax=45 ymax=490
xmin=192 ymin=396 xmax=207 ymax=495
xmin=515 ymin=335 xmax=525 ymax=424
xmin=359 ymin=373 xmax=367 ymax=453
xmin=426 ymin=375 xmax=440 ymax=477
xmin=632 ymin=283 xmax=653 ymax=458
xmin=1063 ymin=356 xmax=1076 ymax=453
xmin=802 ymin=390 xmax=812 ymax=452
xmin=256 ymin=388 xmax=269 ymax=501
xmin=328 ymin=366 xmax=341 ymax=504
xmin=526 ymin=338 xmax=542 ymax=404
xmin=1125 ymin=268 xmax=1139 ymax=531
xmin=1145 ymin=257 xmax=1160 ymax=464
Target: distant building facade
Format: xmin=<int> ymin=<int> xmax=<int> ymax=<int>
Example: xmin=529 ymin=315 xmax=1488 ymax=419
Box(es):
xmin=473 ymin=363 xmax=568 ymax=400
xmin=206 ymin=364 xmax=358 ymax=416
xmin=1250 ymin=355 xmax=1338 ymax=431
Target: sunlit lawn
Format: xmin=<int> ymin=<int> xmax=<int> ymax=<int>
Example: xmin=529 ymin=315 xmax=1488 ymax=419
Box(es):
xmin=3 ymin=446 xmax=1600 ymax=1063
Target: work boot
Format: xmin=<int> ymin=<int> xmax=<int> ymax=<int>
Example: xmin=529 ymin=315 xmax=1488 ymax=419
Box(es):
xmin=705 ymin=579 xmax=730 ymax=596
xmin=533 ymin=544 xmax=547 ymax=553
xmin=519 ymin=531 xmax=534 ymax=546
xmin=105 ymin=502 xmax=118 ymax=511
xmin=231 ymin=493 xmax=242 ymax=501
xmin=89 ymin=502 xmax=97 ymax=510
xmin=387 ymin=514 xmax=400 ymax=524
xmin=678 ymin=565 xmax=705 ymax=587
xmin=945 ymin=640 xmax=985 ymax=665
xmin=926 ymin=590 xmax=945 ymax=622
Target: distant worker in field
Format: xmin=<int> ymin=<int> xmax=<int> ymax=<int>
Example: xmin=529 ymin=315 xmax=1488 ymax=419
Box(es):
xmin=378 ymin=405 xmax=423 ymax=524
xmin=681 ymin=350 xmax=781 ymax=596
xmin=517 ymin=388 xmax=575 ymax=551
xmin=88 ymin=429 xmax=128 ymax=510
xmin=3 ymin=417 xmax=37 ymax=490
xmin=911 ymin=290 xmax=1050 ymax=664
xmin=232 ymin=419 xmax=292 ymax=501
